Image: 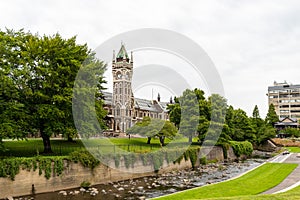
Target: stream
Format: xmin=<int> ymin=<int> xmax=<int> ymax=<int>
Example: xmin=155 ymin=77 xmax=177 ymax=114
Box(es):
xmin=14 ymin=159 xmax=264 ymax=200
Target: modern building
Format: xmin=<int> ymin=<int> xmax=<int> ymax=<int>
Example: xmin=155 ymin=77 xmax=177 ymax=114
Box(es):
xmin=267 ymin=81 xmax=300 ymax=119
xmin=103 ymin=44 xmax=170 ymax=133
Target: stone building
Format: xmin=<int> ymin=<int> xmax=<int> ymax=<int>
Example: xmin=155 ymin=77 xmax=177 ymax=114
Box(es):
xmin=103 ymin=44 xmax=169 ymax=133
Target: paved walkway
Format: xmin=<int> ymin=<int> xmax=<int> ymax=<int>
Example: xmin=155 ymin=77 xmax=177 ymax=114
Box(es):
xmin=262 ymin=153 xmax=300 ymax=194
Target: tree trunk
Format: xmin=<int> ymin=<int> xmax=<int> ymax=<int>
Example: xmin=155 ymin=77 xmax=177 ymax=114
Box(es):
xmin=188 ymin=136 xmax=193 ymax=143
xmin=41 ymin=132 xmax=53 ymax=154
xmin=67 ymin=136 xmax=73 ymax=142
xmin=159 ymin=136 xmax=165 ymax=146
xmin=147 ymin=137 xmax=151 ymax=144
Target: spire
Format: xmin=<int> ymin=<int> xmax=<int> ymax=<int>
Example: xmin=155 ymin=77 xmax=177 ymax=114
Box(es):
xmin=112 ymin=50 xmax=115 ymax=63
xmin=116 ymin=43 xmax=129 ymax=62
xmin=169 ymin=96 xmax=173 ymax=104
xmin=157 ymin=93 xmax=161 ymax=102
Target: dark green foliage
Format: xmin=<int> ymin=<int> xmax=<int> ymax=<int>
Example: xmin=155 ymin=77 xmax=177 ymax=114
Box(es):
xmin=174 ymin=154 xmax=184 ymax=164
xmin=265 ymin=104 xmax=279 ymax=126
xmin=151 ymin=151 xmax=164 ymax=171
xmin=0 ymin=157 xmax=66 ymax=180
xmin=0 ymin=29 xmax=107 ymax=152
xmin=221 ymin=143 xmax=230 ymax=159
xmin=184 ymin=148 xmax=199 ymax=168
xmin=281 ymin=127 xmax=300 ymax=138
xmin=126 ymin=117 xmax=178 ymax=146
xmin=230 ymin=141 xmax=253 ymax=157
xmin=0 ymin=158 xmax=20 ymax=180
xmin=123 ymin=153 xmax=136 ymax=168
xmin=199 ymin=156 xmax=207 ymax=165
xmin=140 ymin=153 xmax=151 ymax=166
xmin=80 ymin=181 xmax=91 ymax=189
xmin=165 ymin=150 xmax=178 ymax=164
xmin=114 ymin=154 xmax=121 ymax=168
xmin=53 ymin=158 xmax=64 ymax=176
xmin=69 ymin=150 xmax=100 ymax=169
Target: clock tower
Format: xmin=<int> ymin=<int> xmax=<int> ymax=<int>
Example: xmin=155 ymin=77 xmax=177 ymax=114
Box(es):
xmin=112 ymin=44 xmax=134 ymax=132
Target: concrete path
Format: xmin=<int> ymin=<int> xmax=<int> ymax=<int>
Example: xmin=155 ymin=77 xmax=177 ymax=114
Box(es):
xmin=262 ymin=153 xmax=300 ymax=194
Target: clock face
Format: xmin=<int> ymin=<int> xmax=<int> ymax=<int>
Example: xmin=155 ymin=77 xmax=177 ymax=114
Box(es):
xmin=117 ymin=73 xmax=122 ymax=79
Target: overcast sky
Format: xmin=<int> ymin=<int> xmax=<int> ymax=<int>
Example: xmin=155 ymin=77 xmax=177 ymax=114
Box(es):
xmin=2 ymin=0 xmax=300 ymax=117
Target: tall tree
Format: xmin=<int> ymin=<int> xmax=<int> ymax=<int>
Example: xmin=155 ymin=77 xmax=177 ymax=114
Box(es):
xmin=0 ymin=29 xmax=107 ymax=153
xmin=227 ymin=108 xmax=255 ymax=142
xmin=178 ymin=89 xmax=199 ymax=143
xmin=0 ymin=29 xmax=31 ymax=147
xmin=167 ymin=101 xmax=181 ymax=129
xmin=199 ymin=94 xmax=227 ymax=144
xmin=265 ymin=104 xmax=279 ymax=126
xmin=252 ymin=105 xmax=261 ymax=119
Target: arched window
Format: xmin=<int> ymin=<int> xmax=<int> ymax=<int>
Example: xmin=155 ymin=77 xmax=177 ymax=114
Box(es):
xmin=116 ymin=106 xmax=120 ymax=116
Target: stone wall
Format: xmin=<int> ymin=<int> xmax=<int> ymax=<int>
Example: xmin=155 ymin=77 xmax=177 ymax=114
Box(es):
xmin=0 ymin=146 xmax=235 ymax=199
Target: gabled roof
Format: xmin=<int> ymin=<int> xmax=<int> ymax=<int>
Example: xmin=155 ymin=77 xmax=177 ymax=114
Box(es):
xmin=102 ymin=92 xmax=168 ymax=113
xmin=279 ymin=117 xmax=297 ymax=123
xmin=275 ymin=117 xmax=299 ymax=126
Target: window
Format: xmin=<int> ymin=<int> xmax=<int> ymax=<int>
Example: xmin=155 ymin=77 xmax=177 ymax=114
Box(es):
xmin=116 ymin=107 xmax=120 ymax=116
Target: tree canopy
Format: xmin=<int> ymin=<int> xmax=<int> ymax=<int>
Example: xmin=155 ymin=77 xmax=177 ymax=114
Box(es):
xmin=168 ymin=89 xmax=278 ymax=146
xmin=126 ymin=117 xmax=178 ymax=146
xmin=0 ymin=29 xmax=107 ymax=153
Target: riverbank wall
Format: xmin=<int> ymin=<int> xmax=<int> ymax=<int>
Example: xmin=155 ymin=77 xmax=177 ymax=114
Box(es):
xmin=0 ymin=146 xmax=237 ymax=198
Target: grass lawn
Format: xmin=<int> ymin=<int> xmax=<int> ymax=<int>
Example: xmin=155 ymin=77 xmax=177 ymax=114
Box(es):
xmin=1 ymin=137 xmax=199 ymax=157
xmin=199 ymin=184 xmax=300 ymax=200
xmin=154 ymin=163 xmax=298 ymax=200
xmin=285 ymin=146 xmax=300 ymax=153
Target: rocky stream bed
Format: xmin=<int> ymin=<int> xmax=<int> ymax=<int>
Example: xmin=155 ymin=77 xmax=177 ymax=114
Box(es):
xmin=12 ymin=159 xmax=264 ymax=200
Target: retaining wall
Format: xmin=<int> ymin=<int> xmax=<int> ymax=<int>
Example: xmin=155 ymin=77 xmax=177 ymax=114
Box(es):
xmin=0 ymin=146 xmax=236 ymax=199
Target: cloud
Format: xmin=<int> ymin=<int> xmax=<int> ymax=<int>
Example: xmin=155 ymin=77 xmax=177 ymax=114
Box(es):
xmin=1 ymin=0 xmax=300 ymax=117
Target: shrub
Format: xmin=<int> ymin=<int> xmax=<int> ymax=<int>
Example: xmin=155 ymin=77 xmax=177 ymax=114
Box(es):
xmin=69 ymin=150 xmax=100 ymax=169
xmin=199 ymin=156 xmax=207 ymax=165
xmin=230 ymin=141 xmax=253 ymax=157
xmin=80 ymin=181 xmax=91 ymax=189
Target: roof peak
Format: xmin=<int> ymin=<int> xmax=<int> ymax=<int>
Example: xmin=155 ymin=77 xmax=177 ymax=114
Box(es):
xmin=116 ymin=43 xmax=129 ymax=61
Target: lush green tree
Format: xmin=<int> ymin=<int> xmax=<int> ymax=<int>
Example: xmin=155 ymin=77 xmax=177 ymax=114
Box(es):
xmin=265 ymin=104 xmax=279 ymax=126
xmin=126 ymin=117 xmax=178 ymax=145
xmin=252 ymin=105 xmax=261 ymax=119
xmin=178 ymin=89 xmax=199 ymax=143
xmin=0 ymin=29 xmax=107 ymax=153
xmin=256 ymin=124 xmax=276 ymax=144
xmin=167 ymin=102 xmax=181 ymax=129
xmin=0 ymin=29 xmax=31 ymax=147
xmin=282 ymin=127 xmax=300 ymax=138
xmin=227 ymin=108 xmax=256 ymax=142
xmin=249 ymin=105 xmax=265 ymax=143
xmin=157 ymin=120 xmax=178 ymax=146
xmin=199 ymin=94 xmax=227 ymax=145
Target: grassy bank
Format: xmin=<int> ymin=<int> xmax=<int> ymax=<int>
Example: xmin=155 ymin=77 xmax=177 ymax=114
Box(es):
xmin=1 ymin=137 xmax=199 ymax=157
xmin=154 ymin=163 xmax=298 ymax=200
xmin=199 ymin=184 xmax=300 ymax=200
xmin=285 ymin=147 xmax=300 ymax=153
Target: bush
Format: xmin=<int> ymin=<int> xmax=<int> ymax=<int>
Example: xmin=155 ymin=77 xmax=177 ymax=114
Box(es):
xmin=69 ymin=150 xmax=100 ymax=169
xmin=230 ymin=141 xmax=253 ymax=157
xmin=80 ymin=181 xmax=91 ymax=189
xmin=199 ymin=156 xmax=207 ymax=165
xmin=0 ymin=157 xmax=67 ymax=180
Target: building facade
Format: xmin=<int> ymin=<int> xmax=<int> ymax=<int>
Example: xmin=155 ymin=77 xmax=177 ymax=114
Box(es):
xmin=103 ymin=44 xmax=170 ymax=133
xmin=267 ymin=81 xmax=300 ymax=119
